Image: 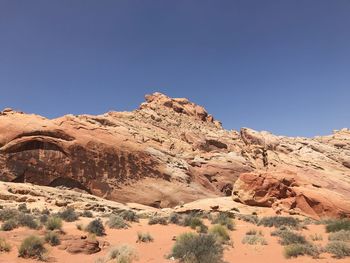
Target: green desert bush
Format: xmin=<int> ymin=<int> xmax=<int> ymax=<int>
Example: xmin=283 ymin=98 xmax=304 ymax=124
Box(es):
xmin=107 ymin=214 xmax=129 ymax=229
xmin=137 ymin=232 xmax=154 ymax=243
xmin=18 ymin=235 xmax=47 ymax=260
xmin=242 ymin=229 xmax=267 ymax=245
xmin=17 ymin=213 xmax=39 ymax=229
xmin=284 ymin=243 xmax=320 ymax=259
xmin=120 ymin=210 xmax=139 ymax=222
xmin=258 ymin=216 xmax=300 ymax=228
xmin=211 ymin=213 xmax=235 ymax=231
xmin=46 ymin=216 xmax=62 ymax=231
xmin=326 ymin=219 xmax=350 ymax=233
xmin=107 ymin=244 xmax=138 ymax=263
xmin=81 ymin=210 xmax=93 ymax=218
xmin=328 ymin=230 xmax=350 ymax=242
xmin=183 ymin=215 xmax=208 ymax=233
xmin=325 ymin=241 xmax=350 ymax=258
xmin=44 ymin=231 xmax=60 ymax=246
xmin=1 ymin=219 xmax=18 ymax=231
xmin=209 ymin=225 xmax=230 ymax=244
xmin=170 ymin=232 xmax=224 ymax=263
xmin=148 ymin=216 xmax=168 ymax=225
xmin=58 ymin=207 xmax=79 ymax=222
xmin=0 ymin=238 xmax=11 ymax=252
xmin=86 ymin=218 xmax=105 ymax=236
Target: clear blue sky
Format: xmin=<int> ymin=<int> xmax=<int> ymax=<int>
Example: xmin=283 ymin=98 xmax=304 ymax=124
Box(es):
xmin=0 ymin=0 xmax=349 ymax=137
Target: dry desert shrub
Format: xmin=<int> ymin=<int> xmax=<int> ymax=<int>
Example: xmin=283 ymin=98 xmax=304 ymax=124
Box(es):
xmin=119 ymin=210 xmax=139 ymax=222
xmin=44 ymin=231 xmax=60 ymax=246
xmin=86 ymin=218 xmax=105 ymax=236
xmin=107 ymin=214 xmax=129 ymax=229
xmin=170 ymin=232 xmax=224 ymax=263
xmin=325 ymin=241 xmax=350 ymax=258
xmin=0 ymin=238 xmax=11 ymax=253
xmin=328 ymin=230 xmax=350 ymax=242
xmin=209 ymin=224 xmax=231 ymax=244
xmin=242 ymin=229 xmax=267 ymax=245
xmin=284 ymin=243 xmax=320 ymax=259
xmin=258 ymin=216 xmax=300 ymax=229
xmin=18 ymin=235 xmax=47 ymax=260
xmin=148 ymin=216 xmax=168 ymax=225
xmin=309 ymin=233 xmax=323 ymax=241
xmin=183 ymin=214 xmax=208 ymax=233
xmin=211 ymin=213 xmax=235 ymax=231
xmin=326 ymin=219 xmax=350 ymax=233
xmin=57 ymin=207 xmax=79 ymax=222
xmin=137 ymin=232 xmax=154 ymax=243
xmin=106 ymin=244 xmax=138 ymax=263
xmin=46 ymin=216 xmax=62 ymax=231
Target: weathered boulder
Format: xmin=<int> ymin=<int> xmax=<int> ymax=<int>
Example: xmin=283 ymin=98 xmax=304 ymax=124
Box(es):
xmin=233 ymin=171 xmax=350 ymax=219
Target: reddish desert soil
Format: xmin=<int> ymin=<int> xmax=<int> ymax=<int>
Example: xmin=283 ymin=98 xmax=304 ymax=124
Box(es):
xmin=0 ymin=217 xmax=349 ymax=263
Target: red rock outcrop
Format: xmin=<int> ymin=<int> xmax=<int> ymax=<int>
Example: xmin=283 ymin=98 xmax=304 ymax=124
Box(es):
xmin=0 ymin=93 xmax=349 ymax=218
xmin=233 ymin=171 xmax=350 ymax=219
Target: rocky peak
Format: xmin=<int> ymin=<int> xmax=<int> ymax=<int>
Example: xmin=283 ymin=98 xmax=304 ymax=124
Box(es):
xmin=0 ymin=108 xmax=24 ymax=115
xmin=139 ymin=92 xmax=221 ymax=127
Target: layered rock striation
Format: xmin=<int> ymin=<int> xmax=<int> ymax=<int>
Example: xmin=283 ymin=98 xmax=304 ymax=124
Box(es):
xmin=0 ymin=93 xmax=349 ymax=218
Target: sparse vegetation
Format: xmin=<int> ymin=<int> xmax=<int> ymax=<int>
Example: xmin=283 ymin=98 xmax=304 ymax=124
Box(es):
xmin=236 ymin=214 xmax=259 ymax=224
xmin=18 ymin=203 xmax=30 ymax=213
xmin=242 ymin=229 xmax=267 ymax=245
xmin=277 ymin=230 xmax=307 ymax=246
xmin=284 ymin=243 xmax=320 ymax=259
xmin=170 ymin=232 xmax=224 ymax=263
xmin=148 ymin=216 xmax=168 ymax=225
xmin=107 ymin=214 xmax=129 ymax=229
xmin=326 ymin=219 xmax=350 ymax=233
xmin=183 ymin=214 xmax=208 ymax=233
xmin=41 ymin=208 xmax=50 ymax=215
xmin=45 ymin=231 xmax=60 ymax=246
xmin=169 ymin=213 xmax=182 ymax=224
xmin=258 ymin=216 xmax=300 ymax=229
xmin=325 ymin=241 xmax=350 ymax=258
xmin=328 ymin=230 xmax=350 ymax=242
xmin=17 ymin=213 xmax=39 ymax=229
xmin=86 ymin=218 xmax=105 ymax=236
xmin=58 ymin=207 xmax=79 ymax=222
xmin=0 ymin=238 xmax=11 ymax=252
xmin=120 ymin=210 xmax=139 ymax=222
xmin=209 ymin=224 xmax=230 ymax=244
xmin=0 ymin=208 xmax=19 ymax=221
xmin=211 ymin=213 xmax=235 ymax=231
xmin=81 ymin=210 xmax=93 ymax=218
xmin=106 ymin=245 xmax=138 ymax=263
xmin=1 ymin=219 xmax=18 ymax=231
xmin=40 ymin=214 xmax=49 ymax=224
xmin=46 ymin=216 xmax=62 ymax=231
xmin=18 ymin=235 xmax=47 ymax=260
xmin=137 ymin=232 xmax=154 ymax=243
xmin=76 ymin=223 xmax=84 ymax=231
xmin=309 ymin=233 xmax=323 ymax=241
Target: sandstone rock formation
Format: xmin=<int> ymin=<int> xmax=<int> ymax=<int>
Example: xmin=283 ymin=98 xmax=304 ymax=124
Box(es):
xmin=0 ymin=92 xmax=349 ymax=218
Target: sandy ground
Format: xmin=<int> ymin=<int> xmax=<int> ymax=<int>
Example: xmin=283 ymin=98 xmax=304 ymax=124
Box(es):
xmin=0 ymin=217 xmax=349 ymax=263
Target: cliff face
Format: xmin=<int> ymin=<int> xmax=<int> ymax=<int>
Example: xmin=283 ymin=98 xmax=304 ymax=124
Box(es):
xmin=0 ymin=93 xmax=349 ymax=218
